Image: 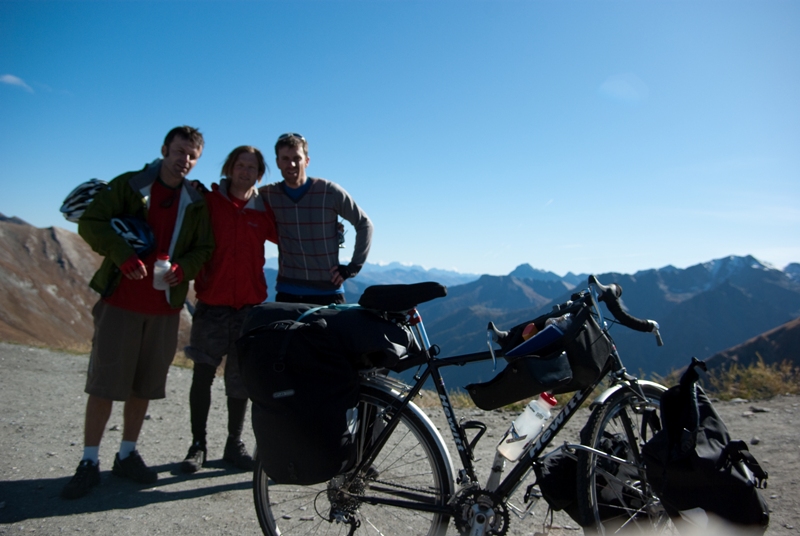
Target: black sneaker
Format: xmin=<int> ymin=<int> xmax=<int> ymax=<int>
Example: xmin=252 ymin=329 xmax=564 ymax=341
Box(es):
xmin=181 ymin=442 xmax=207 ymax=474
xmin=223 ymin=438 xmax=254 ymax=471
xmin=61 ymin=459 xmax=101 ymax=500
xmin=112 ymin=450 xmax=158 ymax=484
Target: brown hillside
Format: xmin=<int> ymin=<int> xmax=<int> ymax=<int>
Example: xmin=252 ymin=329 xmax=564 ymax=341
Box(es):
xmin=705 ymin=316 xmax=800 ymax=369
xmin=0 ymin=220 xmax=192 ymax=353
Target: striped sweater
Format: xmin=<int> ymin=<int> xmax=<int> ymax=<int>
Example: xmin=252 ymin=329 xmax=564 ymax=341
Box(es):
xmin=260 ymin=178 xmax=372 ymax=292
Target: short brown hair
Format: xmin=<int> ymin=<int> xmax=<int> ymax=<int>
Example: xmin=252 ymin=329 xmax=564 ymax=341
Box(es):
xmin=221 ymin=146 xmax=268 ymax=179
xmin=274 ymin=133 xmax=308 ymax=158
xmin=163 ymin=126 xmax=204 ymax=150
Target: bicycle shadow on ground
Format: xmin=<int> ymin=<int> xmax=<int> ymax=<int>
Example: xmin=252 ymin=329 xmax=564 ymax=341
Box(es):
xmin=0 ymin=460 xmax=252 ymax=524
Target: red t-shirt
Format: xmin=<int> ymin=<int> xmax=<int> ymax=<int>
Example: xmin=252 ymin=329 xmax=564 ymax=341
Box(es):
xmin=105 ymin=179 xmax=182 ymax=315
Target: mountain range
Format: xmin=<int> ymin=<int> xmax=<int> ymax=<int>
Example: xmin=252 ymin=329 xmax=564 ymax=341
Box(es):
xmin=267 ymin=255 xmax=800 ymax=381
xmin=2 ymin=214 xmax=799 ymax=390
xmin=412 ymin=257 xmax=800 ymax=387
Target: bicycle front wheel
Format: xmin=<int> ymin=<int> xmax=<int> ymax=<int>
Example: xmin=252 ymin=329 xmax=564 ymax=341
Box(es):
xmin=576 ymin=382 xmax=677 ymax=534
xmin=253 ymin=383 xmax=454 ymax=536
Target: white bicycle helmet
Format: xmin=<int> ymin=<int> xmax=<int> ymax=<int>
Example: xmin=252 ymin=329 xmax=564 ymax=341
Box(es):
xmin=60 ymin=179 xmax=108 ymax=223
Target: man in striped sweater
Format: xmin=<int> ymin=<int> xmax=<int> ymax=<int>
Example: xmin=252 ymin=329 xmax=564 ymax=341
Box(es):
xmin=259 ymin=133 xmax=373 ymax=306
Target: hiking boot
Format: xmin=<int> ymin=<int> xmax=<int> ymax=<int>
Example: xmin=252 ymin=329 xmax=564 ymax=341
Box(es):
xmin=61 ymin=459 xmax=101 ymax=500
xmin=223 ymin=438 xmax=254 ymax=471
xmin=181 ymin=442 xmax=207 ymax=474
xmin=112 ymin=450 xmax=158 ymax=484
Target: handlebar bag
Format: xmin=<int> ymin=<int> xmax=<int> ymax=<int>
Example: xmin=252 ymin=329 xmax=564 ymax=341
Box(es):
xmin=499 ymin=304 xmax=613 ymax=394
xmin=237 ymin=315 xmax=360 ymax=485
xmin=469 ymin=305 xmax=614 ymax=409
xmin=642 ymin=359 xmax=770 ymax=531
xmin=550 ymin=305 xmax=613 ymax=395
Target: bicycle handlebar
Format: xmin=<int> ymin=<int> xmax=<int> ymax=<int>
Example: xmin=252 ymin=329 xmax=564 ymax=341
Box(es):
xmin=588 ymin=275 xmax=663 ymax=346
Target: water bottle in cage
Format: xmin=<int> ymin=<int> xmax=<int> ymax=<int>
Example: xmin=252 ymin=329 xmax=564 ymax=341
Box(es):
xmin=497 ymin=393 xmax=558 ymax=462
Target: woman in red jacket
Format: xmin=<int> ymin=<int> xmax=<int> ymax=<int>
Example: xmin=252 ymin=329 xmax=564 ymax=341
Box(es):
xmin=181 ymin=146 xmax=278 ymax=472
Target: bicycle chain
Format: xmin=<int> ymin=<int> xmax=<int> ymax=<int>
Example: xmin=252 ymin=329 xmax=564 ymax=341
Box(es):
xmin=340 ymin=476 xmax=441 ymax=498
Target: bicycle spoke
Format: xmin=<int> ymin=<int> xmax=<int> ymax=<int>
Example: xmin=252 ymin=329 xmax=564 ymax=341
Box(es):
xmin=253 ymin=385 xmax=452 ymax=536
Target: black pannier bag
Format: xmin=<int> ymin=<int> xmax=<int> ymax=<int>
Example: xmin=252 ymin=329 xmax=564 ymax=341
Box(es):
xmin=533 ymin=426 xmax=632 ymax=525
xmin=466 ymin=304 xmax=612 ymax=410
xmin=533 ymin=450 xmax=581 ymax=522
xmin=236 ymin=303 xmax=414 ymax=485
xmin=642 ymin=358 xmax=770 ymax=532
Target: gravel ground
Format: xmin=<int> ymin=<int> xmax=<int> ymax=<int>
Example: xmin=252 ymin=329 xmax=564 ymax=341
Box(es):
xmin=1 ymin=342 xmax=798 ymax=536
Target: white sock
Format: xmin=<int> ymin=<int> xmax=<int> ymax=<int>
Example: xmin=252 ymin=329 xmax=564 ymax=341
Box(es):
xmin=82 ymin=446 xmax=100 ymax=464
xmin=118 ymin=440 xmax=137 ymax=460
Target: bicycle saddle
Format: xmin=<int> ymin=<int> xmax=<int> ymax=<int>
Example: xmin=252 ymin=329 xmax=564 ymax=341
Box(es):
xmin=358 ymin=282 xmax=447 ymax=312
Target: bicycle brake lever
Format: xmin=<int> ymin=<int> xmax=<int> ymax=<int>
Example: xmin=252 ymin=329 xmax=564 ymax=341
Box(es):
xmin=486 ymin=330 xmax=497 ymax=370
xmin=654 ymin=329 xmax=664 ymax=346
xmin=487 ymin=321 xmax=508 ymax=343
xmin=648 ymin=320 xmax=664 ymax=346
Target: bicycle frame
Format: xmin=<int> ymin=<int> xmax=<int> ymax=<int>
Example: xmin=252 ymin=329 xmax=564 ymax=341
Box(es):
xmin=348 ymin=305 xmax=610 ymax=513
xmin=345 ymin=281 xmax=662 ymax=525
xmin=250 ymin=277 xmax=675 ymax=536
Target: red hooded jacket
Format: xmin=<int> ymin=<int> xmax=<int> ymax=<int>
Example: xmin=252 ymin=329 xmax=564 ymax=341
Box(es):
xmin=194 ymin=180 xmax=278 ymax=308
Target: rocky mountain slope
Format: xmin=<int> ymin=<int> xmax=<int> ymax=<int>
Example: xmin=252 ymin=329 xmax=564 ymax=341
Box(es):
xmin=706 ymin=316 xmax=800 ymax=369
xmin=0 ymin=218 xmax=101 ymax=351
xmin=0 ymin=217 xmax=192 ymax=353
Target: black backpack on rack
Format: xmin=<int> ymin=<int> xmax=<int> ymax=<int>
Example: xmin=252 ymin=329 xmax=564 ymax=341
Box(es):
xmin=642 ymin=358 xmax=770 ymax=532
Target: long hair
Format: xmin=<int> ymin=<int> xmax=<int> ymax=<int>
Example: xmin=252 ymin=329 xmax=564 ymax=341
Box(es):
xmin=221 ymin=145 xmax=268 ymax=179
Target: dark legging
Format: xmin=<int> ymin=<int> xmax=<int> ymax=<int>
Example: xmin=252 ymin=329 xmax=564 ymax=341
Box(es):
xmin=189 ymin=362 xmax=247 ymax=446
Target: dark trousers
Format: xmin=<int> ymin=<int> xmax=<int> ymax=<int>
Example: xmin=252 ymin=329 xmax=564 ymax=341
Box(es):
xmin=189 ymin=362 xmax=247 ymax=446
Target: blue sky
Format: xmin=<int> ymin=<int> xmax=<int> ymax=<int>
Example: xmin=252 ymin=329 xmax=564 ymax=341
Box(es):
xmin=2 ymin=0 xmax=798 ymax=277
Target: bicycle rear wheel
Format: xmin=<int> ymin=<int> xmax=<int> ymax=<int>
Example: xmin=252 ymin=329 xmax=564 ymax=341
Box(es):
xmin=576 ymin=383 xmax=678 ymax=534
xmin=253 ymin=383 xmax=454 ymax=536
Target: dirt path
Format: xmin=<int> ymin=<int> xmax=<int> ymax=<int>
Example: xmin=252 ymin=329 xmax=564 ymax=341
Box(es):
xmin=1 ymin=342 xmax=798 ymax=535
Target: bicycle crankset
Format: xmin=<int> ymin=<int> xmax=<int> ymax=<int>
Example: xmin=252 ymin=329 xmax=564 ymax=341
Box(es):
xmin=454 ymin=488 xmax=510 ymax=536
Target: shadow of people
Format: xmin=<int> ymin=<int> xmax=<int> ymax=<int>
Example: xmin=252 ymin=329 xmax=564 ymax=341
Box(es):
xmin=0 ymin=461 xmax=252 ymax=524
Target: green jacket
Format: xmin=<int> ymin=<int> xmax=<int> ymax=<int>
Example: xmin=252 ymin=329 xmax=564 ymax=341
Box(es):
xmin=78 ymin=160 xmax=214 ymax=309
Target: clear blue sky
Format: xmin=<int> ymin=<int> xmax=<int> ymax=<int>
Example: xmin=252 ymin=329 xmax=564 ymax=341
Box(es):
xmin=2 ymin=1 xmax=798 ymax=277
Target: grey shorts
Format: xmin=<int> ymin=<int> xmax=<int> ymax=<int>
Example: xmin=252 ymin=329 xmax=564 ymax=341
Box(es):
xmin=184 ymin=302 xmax=252 ymax=399
xmin=85 ymin=300 xmax=180 ymax=401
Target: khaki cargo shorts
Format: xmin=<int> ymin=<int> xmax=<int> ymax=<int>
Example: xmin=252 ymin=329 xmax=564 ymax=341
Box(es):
xmin=85 ymin=300 xmax=180 ymax=401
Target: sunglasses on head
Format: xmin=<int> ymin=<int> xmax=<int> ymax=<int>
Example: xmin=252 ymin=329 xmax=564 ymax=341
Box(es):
xmin=277 ymin=133 xmax=305 ymax=141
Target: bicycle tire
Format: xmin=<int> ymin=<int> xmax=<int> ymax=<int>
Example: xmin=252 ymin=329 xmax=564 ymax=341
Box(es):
xmin=253 ymin=383 xmax=454 ymax=536
xmin=576 ymin=383 xmax=678 ymax=534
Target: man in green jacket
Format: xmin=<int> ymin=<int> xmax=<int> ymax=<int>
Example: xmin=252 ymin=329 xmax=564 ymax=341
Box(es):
xmin=62 ymin=126 xmax=215 ymax=500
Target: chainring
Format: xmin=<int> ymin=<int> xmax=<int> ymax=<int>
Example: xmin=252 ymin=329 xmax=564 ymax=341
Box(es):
xmin=453 ymin=488 xmax=510 ymax=536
